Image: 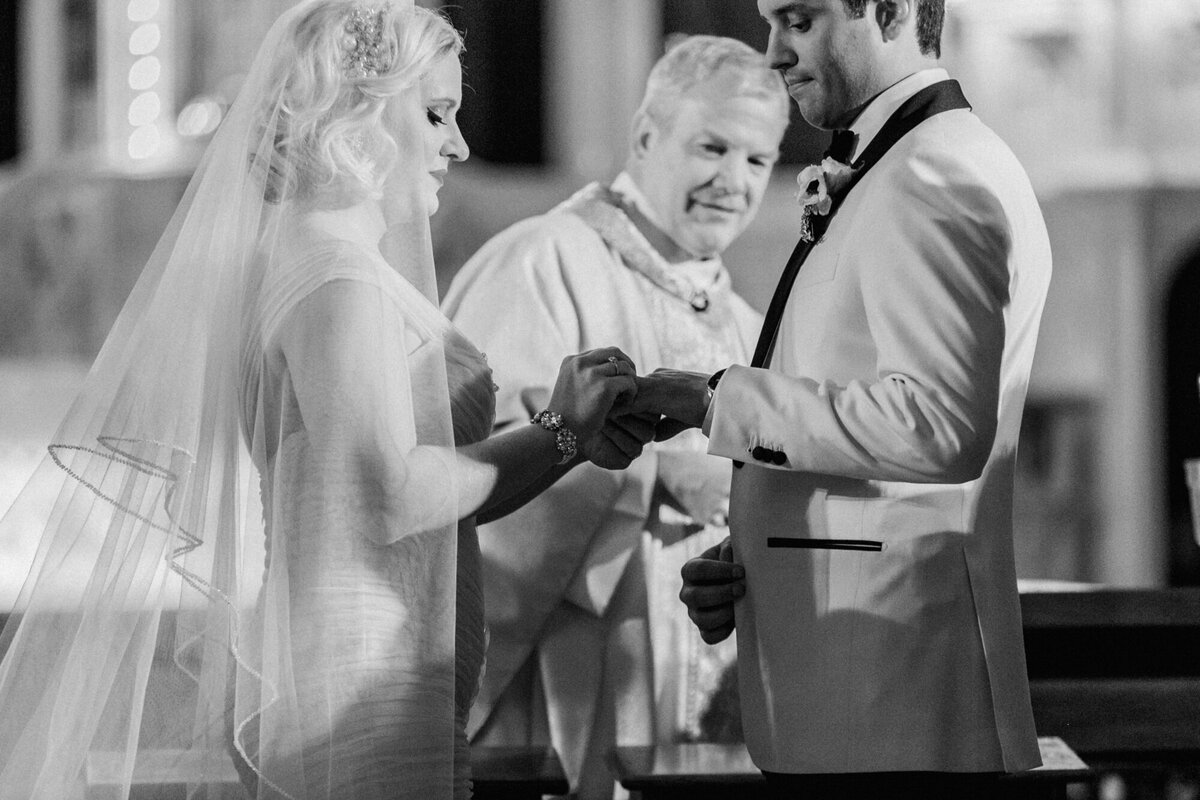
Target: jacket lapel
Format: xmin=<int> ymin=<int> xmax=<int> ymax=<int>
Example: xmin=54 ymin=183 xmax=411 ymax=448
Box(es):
xmin=750 ymin=80 xmax=972 ymax=370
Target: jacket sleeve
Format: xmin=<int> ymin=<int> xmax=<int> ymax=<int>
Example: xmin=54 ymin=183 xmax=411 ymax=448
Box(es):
xmin=706 ymin=142 xmax=1012 ymax=484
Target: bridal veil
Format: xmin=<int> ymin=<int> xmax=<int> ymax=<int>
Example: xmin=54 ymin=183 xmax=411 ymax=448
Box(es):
xmin=0 ymin=1 xmax=464 ymax=797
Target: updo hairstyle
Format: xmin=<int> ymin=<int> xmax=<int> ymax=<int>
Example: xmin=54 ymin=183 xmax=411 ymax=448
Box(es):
xmin=259 ymin=1 xmax=463 ymax=202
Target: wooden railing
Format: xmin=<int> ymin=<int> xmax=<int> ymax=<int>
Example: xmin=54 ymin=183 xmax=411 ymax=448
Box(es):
xmin=82 ymin=746 xmax=566 ymax=800
xmin=4 ymin=587 xmax=1198 ymax=795
xmin=610 ymin=737 xmax=1091 ymax=800
xmin=1021 ymin=588 xmax=1200 ymax=766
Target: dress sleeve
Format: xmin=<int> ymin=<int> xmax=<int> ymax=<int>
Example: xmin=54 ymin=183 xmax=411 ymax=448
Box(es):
xmin=264 ymin=252 xmax=461 ymax=542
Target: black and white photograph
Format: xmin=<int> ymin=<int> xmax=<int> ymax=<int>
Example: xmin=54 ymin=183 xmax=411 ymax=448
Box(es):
xmin=0 ymin=1 xmax=1198 ymax=799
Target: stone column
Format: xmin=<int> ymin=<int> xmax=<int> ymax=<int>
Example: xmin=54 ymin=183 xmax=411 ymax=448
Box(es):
xmin=19 ymin=0 xmax=67 ymax=164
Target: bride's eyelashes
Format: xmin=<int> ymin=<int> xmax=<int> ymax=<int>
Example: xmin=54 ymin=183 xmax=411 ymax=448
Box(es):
xmin=426 ymin=108 xmax=446 ymax=126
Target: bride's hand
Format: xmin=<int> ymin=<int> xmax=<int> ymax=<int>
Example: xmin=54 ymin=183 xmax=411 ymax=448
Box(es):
xmin=547 ymin=348 xmax=638 ymax=442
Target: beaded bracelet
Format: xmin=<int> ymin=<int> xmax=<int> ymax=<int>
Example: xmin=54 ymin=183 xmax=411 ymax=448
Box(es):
xmin=531 ymin=410 xmax=578 ymax=465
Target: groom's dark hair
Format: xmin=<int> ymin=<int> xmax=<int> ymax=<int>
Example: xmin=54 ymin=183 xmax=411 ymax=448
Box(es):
xmin=842 ymin=0 xmax=945 ymax=59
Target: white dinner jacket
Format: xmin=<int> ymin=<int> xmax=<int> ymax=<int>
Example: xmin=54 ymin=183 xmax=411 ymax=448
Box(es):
xmin=705 ymin=88 xmax=1051 ymax=774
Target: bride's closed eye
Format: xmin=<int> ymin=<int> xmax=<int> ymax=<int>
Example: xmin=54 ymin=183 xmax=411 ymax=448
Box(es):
xmin=426 ymin=108 xmax=446 ymax=126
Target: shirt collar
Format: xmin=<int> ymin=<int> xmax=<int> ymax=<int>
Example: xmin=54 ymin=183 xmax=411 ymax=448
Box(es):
xmin=846 ymin=67 xmax=949 ymax=163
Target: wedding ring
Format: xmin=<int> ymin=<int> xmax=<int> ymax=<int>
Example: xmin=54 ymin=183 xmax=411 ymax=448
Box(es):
xmin=608 ymin=356 xmax=621 ymax=376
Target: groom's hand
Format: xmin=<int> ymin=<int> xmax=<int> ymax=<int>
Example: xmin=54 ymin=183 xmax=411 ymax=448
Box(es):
xmin=680 ymin=537 xmax=744 ymax=645
xmin=628 ymin=369 xmax=711 ymax=440
xmin=581 ymin=411 xmax=658 ymax=470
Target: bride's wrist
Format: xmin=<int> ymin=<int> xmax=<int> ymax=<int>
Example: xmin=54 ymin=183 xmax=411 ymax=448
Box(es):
xmin=530 ymin=410 xmax=578 ymax=465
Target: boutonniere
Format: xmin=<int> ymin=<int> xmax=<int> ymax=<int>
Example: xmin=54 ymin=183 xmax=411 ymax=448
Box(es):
xmin=795 ymin=157 xmax=857 ymax=243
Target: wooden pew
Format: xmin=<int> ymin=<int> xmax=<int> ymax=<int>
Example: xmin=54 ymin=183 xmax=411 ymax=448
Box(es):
xmin=12 ymin=586 xmax=1200 ymax=796
xmin=610 ymin=737 xmax=1091 ymax=800
xmin=83 ymin=746 xmax=567 ymax=799
xmin=472 ymin=746 xmax=569 ymax=800
xmin=1021 ymin=588 xmax=1200 ymax=768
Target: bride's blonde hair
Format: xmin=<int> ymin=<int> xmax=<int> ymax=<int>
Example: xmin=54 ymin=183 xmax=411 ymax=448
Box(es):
xmin=259 ymin=1 xmax=463 ymax=202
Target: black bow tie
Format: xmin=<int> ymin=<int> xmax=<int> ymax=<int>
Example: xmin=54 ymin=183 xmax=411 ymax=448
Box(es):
xmin=825 ymin=129 xmax=858 ymax=164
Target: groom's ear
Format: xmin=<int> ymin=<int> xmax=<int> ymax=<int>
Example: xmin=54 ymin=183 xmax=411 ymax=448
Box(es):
xmin=874 ymin=0 xmax=914 ymax=43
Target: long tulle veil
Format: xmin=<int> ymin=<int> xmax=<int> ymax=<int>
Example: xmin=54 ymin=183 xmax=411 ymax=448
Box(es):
xmin=0 ymin=1 xmax=463 ymax=797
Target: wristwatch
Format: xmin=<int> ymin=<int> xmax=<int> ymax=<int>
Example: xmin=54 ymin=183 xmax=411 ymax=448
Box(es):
xmin=705 ymin=368 xmax=727 ymax=405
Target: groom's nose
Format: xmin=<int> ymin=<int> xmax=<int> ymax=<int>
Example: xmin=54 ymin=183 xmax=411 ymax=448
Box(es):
xmin=765 ymin=27 xmax=797 ymax=72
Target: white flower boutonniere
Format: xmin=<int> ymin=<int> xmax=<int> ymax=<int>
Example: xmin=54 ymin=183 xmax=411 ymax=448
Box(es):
xmin=795 ymin=156 xmax=857 ymax=242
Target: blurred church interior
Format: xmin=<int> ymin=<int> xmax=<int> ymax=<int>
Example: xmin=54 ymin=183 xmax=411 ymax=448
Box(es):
xmin=0 ymin=1 xmax=1199 ymax=796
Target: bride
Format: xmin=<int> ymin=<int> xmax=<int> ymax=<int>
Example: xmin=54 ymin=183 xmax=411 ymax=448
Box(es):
xmin=0 ymin=2 xmax=649 ymax=799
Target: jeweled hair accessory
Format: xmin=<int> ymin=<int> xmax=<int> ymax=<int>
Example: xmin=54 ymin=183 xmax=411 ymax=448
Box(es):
xmin=342 ymin=6 xmax=389 ymax=79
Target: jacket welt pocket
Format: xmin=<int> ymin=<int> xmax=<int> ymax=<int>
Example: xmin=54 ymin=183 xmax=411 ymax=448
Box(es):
xmin=766 ymin=537 xmax=884 ymax=552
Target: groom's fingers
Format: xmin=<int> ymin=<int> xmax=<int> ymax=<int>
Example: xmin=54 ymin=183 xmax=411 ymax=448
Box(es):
xmin=599 ymin=424 xmax=644 ymax=460
xmin=608 ymin=413 xmax=657 ymax=445
xmin=605 ymin=373 xmax=638 ymax=398
xmin=625 ymin=375 xmax=666 ymax=414
xmin=681 ymin=556 xmax=744 ymax=584
xmin=699 ymin=621 xmax=735 ymax=645
xmin=654 ymin=417 xmax=693 ymax=441
xmin=681 ymin=581 xmax=744 ymax=611
xmin=587 ymin=437 xmax=635 ymax=470
xmin=688 ymin=602 xmax=737 ymax=637
xmin=717 ymin=537 xmax=734 ymax=562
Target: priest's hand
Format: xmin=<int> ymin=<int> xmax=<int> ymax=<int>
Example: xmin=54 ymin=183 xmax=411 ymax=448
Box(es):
xmin=679 ymin=536 xmax=744 ymax=645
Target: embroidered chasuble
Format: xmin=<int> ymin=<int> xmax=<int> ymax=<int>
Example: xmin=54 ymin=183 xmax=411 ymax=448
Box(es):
xmin=564 ymin=181 xmax=750 ymax=741
xmin=443 ymin=176 xmax=763 ymax=794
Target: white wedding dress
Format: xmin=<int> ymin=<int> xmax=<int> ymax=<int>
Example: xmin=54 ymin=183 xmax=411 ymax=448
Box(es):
xmin=0 ymin=4 xmax=480 ymax=797
xmin=237 ymin=226 xmax=491 ymax=799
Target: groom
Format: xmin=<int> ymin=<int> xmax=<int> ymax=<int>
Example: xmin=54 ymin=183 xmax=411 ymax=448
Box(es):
xmin=632 ymin=0 xmax=1052 ymax=796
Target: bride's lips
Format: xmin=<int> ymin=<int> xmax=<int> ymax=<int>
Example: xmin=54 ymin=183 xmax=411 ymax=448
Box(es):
xmin=429 ymin=168 xmax=447 ymax=187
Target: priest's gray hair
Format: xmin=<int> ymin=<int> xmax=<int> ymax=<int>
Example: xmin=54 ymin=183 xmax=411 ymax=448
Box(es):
xmin=637 ymin=35 xmax=789 ymax=130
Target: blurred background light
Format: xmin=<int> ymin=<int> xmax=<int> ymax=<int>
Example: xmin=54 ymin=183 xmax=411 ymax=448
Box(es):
xmin=127 ymin=124 xmax=160 ymax=159
xmin=126 ymin=0 xmax=161 ymax=24
xmin=175 ymin=97 xmax=222 ymax=137
xmin=128 ymin=23 xmax=161 ymax=56
xmin=127 ymin=91 xmax=160 ymax=127
xmin=127 ymin=56 xmax=160 ymax=91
